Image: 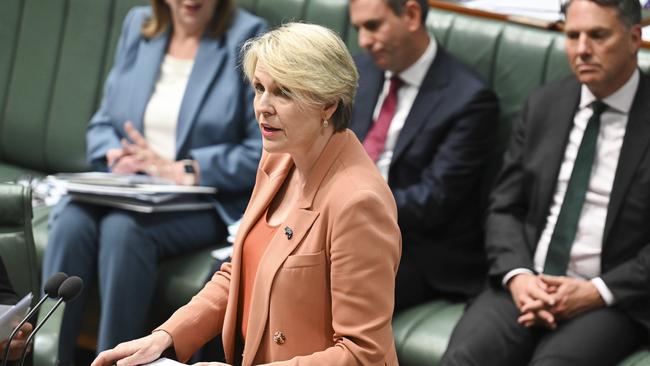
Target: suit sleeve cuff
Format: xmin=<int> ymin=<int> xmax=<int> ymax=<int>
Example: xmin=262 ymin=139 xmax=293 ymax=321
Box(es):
xmin=590 ymin=277 xmax=616 ymax=306
xmin=502 ymin=268 xmax=535 ymax=288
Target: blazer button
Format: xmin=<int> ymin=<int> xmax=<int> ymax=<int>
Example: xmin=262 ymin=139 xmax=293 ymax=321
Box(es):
xmin=272 ymin=330 xmax=286 ymax=345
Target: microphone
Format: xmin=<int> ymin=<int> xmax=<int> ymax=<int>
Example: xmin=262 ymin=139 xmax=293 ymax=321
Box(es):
xmin=18 ymin=276 xmax=83 ymax=366
xmin=1 ymin=272 xmax=67 ymax=366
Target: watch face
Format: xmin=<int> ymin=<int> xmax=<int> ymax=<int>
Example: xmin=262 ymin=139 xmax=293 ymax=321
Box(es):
xmin=183 ymin=160 xmax=195 ymax=174
xmin=182 ymin=160 xmax=196 ymax=185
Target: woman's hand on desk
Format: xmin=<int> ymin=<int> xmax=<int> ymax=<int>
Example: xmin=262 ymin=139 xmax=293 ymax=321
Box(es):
xmin=91 ymin=330 xmax=173 ymax=366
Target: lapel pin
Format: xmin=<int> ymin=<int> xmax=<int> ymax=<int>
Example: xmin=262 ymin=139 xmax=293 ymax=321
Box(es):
xmin=284 ymin=226 xmax=293 ymax=240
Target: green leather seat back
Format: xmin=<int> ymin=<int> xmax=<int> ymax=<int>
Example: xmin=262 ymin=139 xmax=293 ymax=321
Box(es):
xmin=2 ymin=0 xmax=68 ymax=173
xmin=0 ymin=184 xmax=38 ymax=302
xmin=544 ymin=35 xmax=573 ymax=83
xmin=0 ymin=0 xmax=147 ymax=178
xmin=304 ymin=0 xmax=349 ymax=40
xmin=426 ymin=9 xmax=455 ymax=46
xmin=345 ymin=27 xmax=363 ymax=56
xmin=0 ymin=1 xmax=22 ymax=152
xmin=255 ymin=0 xmax=306 ymax=26
xmin=441 ymin=16 xmax=503 ymax=84
xmin=45 ymin=0 xmax=114 ymax=173
xmin=0 ymin=0 xmax=97 ymax=172
xmin=0 ymin=164 xmax=42 ymax=183
xmin=493 ymin=25 xmax=557 ymax=128
xmin=619 ymin=350 xmax=650 ymax=365
xmin=238 ymin=0 xmax=258 ymax=13
xmin=392 ymin=301 xmax=465 ymax=366
xmin=101 ymin=0 xmax=148 ymax=86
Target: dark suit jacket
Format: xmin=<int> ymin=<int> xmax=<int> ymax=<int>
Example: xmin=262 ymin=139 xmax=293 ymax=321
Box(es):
xmin=350 ymin=47 xmax=499 ymax=297
xmin=487 ymin=72 xmax=650 ymax=334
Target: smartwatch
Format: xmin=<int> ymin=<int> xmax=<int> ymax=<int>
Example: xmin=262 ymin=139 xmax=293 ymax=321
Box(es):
xmin=180 ymin=159 xmax=197 ymax=186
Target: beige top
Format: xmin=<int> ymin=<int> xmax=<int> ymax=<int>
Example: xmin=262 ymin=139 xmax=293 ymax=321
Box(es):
xmin=143 ymin=55 xmax=194 ymax=160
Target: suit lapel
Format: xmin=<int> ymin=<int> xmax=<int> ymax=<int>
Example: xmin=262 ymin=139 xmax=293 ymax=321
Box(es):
xmin=237 ymin=154 xmax=294 ymax=252
xmin=222 ymin=153 xmax=292 ymax=363
xmin=241 ymin=132 xmax=349 ymax=364
xmin=175 ymin=36 xmax=227 ymax=157
xmin=391 ymin=50 xmax=450 ymax=162
xmin=533 ymin=80 xmax=581 ymax=235
xmin=351 ymin=60 xmax=384 ymax=140
xmin=603 ymin=73 xmax=650 ymax=243
xmin=242 ymin=209 xmax=319 ymax=365
xmin=129 ymin=33 xmax=167 ymax=131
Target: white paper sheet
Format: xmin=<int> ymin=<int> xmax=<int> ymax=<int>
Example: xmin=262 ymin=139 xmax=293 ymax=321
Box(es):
xmin=143 ymin=357 xmax=188 ymax=365
xmin=0 ymin=293 xmax=33 ymax=341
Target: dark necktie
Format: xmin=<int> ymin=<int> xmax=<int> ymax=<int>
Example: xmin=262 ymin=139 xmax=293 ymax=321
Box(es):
xmin=543 ymin=100 xmax=608 ymax=275
xmin=363 ymin=76 xmax=403 ymax=162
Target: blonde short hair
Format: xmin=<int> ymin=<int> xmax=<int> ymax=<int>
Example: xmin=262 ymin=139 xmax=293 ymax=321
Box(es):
xmin=241 ymin=23 xmax=358 ymax=132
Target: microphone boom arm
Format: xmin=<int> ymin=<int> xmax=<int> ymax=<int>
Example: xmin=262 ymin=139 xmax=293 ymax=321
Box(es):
xmin=1 ymin=295 xmax=47 ymax=365
xmin=18 ymin=297 xmax=65 ymax=366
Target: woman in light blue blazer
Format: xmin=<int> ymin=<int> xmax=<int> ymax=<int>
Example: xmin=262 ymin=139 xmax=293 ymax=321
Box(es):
xmin=42 ymin=1 xmax=267 ymax=364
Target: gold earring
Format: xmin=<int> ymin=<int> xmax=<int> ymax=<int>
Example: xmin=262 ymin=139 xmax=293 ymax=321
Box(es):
xmin=322 ymin=119 xmax=329 ymax=128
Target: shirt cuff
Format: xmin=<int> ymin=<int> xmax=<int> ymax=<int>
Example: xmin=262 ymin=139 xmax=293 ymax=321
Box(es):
xmin=590 ymin=277 xmax=616 ymax=306
xmin=502 ymin=268 xmax=535 ymax=288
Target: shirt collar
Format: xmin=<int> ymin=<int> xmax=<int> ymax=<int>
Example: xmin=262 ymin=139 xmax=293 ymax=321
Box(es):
xmin=386 ymin=36 xmax=437 ymax=88
xmin=580 ymin=68 xmax=639 ymax=114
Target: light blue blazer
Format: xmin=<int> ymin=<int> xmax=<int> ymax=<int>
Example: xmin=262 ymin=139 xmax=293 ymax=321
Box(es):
xmin=86 ymin=6 xmax=267 ymax=224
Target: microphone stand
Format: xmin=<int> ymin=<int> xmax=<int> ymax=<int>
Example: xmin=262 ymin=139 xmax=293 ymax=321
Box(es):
xmin=18 ymin=296 xmax=66 ymax=366
xmin=1 ymin=272 xmax=67 ymax=366
xmin=1 ymin=295 xmax=47 ymax=366
xmin=18 ymin=276 xmax=83 ymax=366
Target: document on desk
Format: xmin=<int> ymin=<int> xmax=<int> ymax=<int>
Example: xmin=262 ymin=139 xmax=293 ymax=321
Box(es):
xmin=144 ymin=358 xmax=188 ymax=365
xmin=0 ymin=293 xmax=33 ymax=341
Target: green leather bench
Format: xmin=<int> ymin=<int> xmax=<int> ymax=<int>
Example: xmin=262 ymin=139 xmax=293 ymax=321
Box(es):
xmin=2 ymin=0 xmax=649 ymax=365
xmin=392 ymin=7 xmax=650 ymax=366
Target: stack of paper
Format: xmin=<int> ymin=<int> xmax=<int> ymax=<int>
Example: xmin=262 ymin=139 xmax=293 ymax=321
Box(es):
xmin=0 ymin=293 xmax=32 ymax=341
xmin=144 ymin=358 xmax=188 ymax=365
xmin=51 ymin=173 xmax=217 ymax=213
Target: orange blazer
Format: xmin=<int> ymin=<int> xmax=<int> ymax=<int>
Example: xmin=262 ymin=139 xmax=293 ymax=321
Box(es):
xmin=158 ymin=129 xmax=401 ymax=365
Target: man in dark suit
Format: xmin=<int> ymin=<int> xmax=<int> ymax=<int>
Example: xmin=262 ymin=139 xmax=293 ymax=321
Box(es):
xmin=0 ymin=257 xmax=32 ymax=362
xmin=441 ymin=0 xmax=649 ymax=364
xmin=348 ymin=0 xmax=499 ymax=311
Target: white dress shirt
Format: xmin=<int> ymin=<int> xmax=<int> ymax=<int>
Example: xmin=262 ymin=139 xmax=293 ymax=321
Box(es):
xmin=372 ymin=36 xmax=437 ymax=180
xmin=143 ymin=55 xmax=194 ymax=161
xmin=503 ymin=69 xmax=640 ymax=306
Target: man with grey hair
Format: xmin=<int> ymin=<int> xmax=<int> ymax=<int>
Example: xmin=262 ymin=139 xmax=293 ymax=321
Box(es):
xmin=441 ymin=0 xmax=649 ymax=364
xmin=349 ymin=0 xmax=499 ymax=312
